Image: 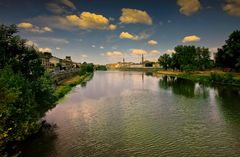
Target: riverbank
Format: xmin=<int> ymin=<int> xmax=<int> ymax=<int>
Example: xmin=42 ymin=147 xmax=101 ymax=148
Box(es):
xmin=155 ymin=70 xmax=240 ymax=86
xmin=54 ymin=72 xmax=93 ymax=100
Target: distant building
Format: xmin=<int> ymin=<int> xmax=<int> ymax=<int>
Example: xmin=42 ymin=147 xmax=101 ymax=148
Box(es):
xmin=40 ymin=52 xmax=54 ymax=70
xmin=49 ymin=56 xmax=61 ymax=66
xmin=65 ymin=56 xmax=72 ymax=62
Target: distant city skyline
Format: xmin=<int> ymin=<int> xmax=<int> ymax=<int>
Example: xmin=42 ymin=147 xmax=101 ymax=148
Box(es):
xmin=0 ymin=0 xmax=240 ymax=64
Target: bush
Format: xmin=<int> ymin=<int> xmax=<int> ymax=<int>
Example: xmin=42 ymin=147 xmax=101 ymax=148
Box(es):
xmin=209 ymin=72 xmax=234 ymax=84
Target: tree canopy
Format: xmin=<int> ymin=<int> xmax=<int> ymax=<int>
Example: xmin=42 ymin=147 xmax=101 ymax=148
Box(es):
xmin=158 ymin=45 xmax=212 ymax=71
xmin=215 ymin=30 xmax=240 ymax=71
xmin=0 ymin=24 xmax=56 ymax=150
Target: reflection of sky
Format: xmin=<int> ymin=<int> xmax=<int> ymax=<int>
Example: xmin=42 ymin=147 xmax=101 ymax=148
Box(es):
xmin=70 ymin=71 xmax=161 ymax=100
xmin=39 ymin=71 xmax=240 ymax=157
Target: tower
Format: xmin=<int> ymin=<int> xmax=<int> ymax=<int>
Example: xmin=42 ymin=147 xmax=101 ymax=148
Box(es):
xmin=142 ymin=54 xmax=144 ymax=64
xmin=123 ymin=57 xmax=125 ymax=63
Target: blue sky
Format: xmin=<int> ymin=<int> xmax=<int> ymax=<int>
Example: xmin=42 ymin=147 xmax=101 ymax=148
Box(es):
xmin=0 ymin=0 xmax=239 ymax=64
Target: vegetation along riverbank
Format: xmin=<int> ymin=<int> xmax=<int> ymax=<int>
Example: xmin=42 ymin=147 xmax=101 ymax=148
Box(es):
xmin=0 ymin=25 xmax=94 ymax=156
xmin=155 ymin=70 xmax=240 ymax=86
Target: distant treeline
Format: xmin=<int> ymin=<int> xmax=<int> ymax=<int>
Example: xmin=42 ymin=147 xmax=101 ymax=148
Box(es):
xmin=158 ymin=30 xmax=240 ymax=72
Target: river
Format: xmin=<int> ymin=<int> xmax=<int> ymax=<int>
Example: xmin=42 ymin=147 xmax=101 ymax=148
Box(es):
xmin=21 ymin=71 xmax=240 ymax=157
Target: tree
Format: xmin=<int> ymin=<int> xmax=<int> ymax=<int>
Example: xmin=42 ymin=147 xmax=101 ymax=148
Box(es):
xmin=158 ymin=54 xmax=171 ymax=70
xmin=215 ymin=30 xmax=240 ymax=71
xmin=0 ymin=24 xmax=56 ymax=149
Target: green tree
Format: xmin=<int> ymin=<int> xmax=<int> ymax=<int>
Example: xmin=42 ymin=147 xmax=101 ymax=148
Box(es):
xmin=0 ymin=24 xmax=56 ymax=150
xmin=158 ymin=54 xmax=171 ymax=70
xmin=215 ymin=30 xmax=240 ymax=71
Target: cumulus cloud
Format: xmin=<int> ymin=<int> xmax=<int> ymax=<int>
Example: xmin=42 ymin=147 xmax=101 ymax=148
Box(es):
xmin=17 ymin=22 xmax=53 ymax=33
xmin=56 ymin=47 xmax=61 ymax=50
xmin=66 ymin=12 xmax=117 ymax=30
xmin=38 ymin=47 xmax=52 ymax=53
xmin=17 ymin=22 xmax=33 ymax=28
xmin=165 ymin=49 xmax=176 ymax=54
xmin=223 ymin=0 xmax=240 ymax=16
xmin=149 ymin=50 xmax=161 ymax=55
xmin=177 ymin=0 xmax=201 ymax=16
xmin=130 ymin=49 xmax=148 ymax=55
xmin=148 ymin=40 xmax=158 ymax=45
xmin=120 ymin=8 xmax=152 ymax=25
xmin=104 ymin=51 xmax=123 ymax=57
xmin=182 ymin=35 xmax=201 ymax=43
xmin=119 ymin=32 xmax=139 ymax=40
xmin=119 ymin=30 xmax=151 ymax=41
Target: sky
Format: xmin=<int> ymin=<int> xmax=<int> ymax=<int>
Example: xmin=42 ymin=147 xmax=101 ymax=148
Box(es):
xmin=0 ymin=0 xmax=240 ymax=64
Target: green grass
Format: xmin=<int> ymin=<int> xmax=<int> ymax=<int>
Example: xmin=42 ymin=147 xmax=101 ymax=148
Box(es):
xmin=54 ymin=73 xmax=93 ymax=100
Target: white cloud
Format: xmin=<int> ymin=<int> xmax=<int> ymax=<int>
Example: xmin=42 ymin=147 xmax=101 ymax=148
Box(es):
xmin=104 ymin=51 xmax=123 ymax=57
xmin=119 ymin=30 xmax=151 ymax=41
xmin=165 ymin=49 xmax=176 ymax=55
xmin=119 ymin=32 xmax=139 ymax=40
xmin=148 ymin=40 xmax=158 ymax=45
xmin=177 ymin=0 xmax=201 ymax=16
xmin=182 ymin=35 xmax=201 ymax=43
xmin=100 ymin=46 xmax=104 ymax=49
xmin=92 ymin=45 xmax=96 ymax=48
xmin=38 ymin=47 xmax=52 ymax=53
xmin=17 ymin=22 xmax=33 ymax=29
xmin=17 ymin=22 xmax=53 ymax=33
xmin=56 ymin=47 xmax=61 ymax=50
xmin=130 ymin=49 xmax=148 ymax=55
xmin=149 ymin=50 xmax=161 ymax=55
xmin=120 ymin=8 xmax=152 ymax=25
xmin=66 ymin=12 xmax=117 ymax=30
xmin=223 ymin=0 xmax=240 ymax=16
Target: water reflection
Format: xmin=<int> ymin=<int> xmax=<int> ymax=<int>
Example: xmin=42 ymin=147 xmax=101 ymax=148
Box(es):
xmin=215 ymin=85 xmax=240 ymax=124
xmin=21 ymin=71 xmax=240 ymax=157
xmin=159 ymin=76 xmax=209 ymax=98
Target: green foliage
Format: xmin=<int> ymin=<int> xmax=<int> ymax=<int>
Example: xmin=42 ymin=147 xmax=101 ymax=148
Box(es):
xmin=95 ymin=65 xmax=107 ymax=71
xmin=209 ymin=73 xmax=236 ymax=84
xmin=0 ymin=24 xmax=56 ymax=150
xmin=54 ymin=73 xmax=93 ymax=100
xmin=145 ymin=62 xmax=154 ymax=67
xmin=215 ymin=30 xmax=240 ymax=71
xmin=158 ymin=45 xmax=212 ymax=72
xmin=158 ymin=54 xmax=171 ymax=70
xmin=80 ymin=62 xmax=94 ymax=75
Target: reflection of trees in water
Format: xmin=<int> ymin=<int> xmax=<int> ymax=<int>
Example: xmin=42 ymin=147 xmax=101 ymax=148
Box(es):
xmin=159 ymin=76 xmax=209 ymax=98
xmin=80 ymin=73 xmax=94 ymax=88
xmin=145 ymin=72 xmax=153 ymax=76
xmin=21 ymin=122 xmax=58 ymax=157
xmin=215 ymin=85 xmax=240 ymax=124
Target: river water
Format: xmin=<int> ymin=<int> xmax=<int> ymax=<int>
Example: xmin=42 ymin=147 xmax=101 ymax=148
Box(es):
xmin=21 ymin=71 xmax=240 ymax=157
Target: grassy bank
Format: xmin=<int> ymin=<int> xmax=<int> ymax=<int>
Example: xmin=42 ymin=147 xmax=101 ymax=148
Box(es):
xmin=155 ymin=70 xmax=240 ymax=86
xmin=54 ymin=72 xmax=93 ymax=100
